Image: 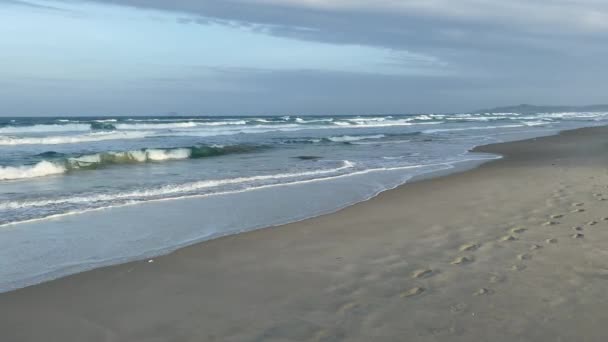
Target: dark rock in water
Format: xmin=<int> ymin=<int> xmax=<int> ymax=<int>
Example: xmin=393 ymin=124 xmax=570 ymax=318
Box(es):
xmin=294 ymin=156 xmax=322 ymax=160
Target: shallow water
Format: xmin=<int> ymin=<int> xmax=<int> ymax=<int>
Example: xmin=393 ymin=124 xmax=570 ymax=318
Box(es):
xmin=1 ymin=112 xmax=607 ymax=291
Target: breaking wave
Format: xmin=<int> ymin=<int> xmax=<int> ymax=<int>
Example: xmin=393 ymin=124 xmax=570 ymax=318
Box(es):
xmin=0 ymin=160 xmax=355 ymax=209
xmin=327 ymin=134 xmax=386 ymax=142
xmin=0 ymin=145 xmax=264 ymax=181
xmin=0 ymin=161 xmax=67 ymax=180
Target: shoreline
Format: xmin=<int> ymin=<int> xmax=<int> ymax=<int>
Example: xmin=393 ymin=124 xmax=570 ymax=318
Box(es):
xmin=3 ymin=125 xmax=608 ymax=340
xmin=0 ymin=140 xmax=503 ymax=293
xmin=0 ymin=155 xmax=499 ymax=294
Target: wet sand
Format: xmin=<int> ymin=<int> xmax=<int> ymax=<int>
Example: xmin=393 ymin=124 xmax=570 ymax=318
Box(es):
xmin=3 ymin=126 xmax=608 ymax=341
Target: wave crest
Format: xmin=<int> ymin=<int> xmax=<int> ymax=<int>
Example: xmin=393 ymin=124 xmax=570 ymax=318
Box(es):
xmin=0 ymin=131 xmax=151 ymax=145
xmin=0 ymin=161 xmax=66 ymax=180
xmin=0 ymin=145 xmax=264 ymax=180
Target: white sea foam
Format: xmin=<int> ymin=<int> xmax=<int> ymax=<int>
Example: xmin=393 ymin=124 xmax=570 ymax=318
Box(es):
xmin=197 ymin=120 xmax=248 ymax=126
xmin=145 ymin=148 xmax=192 ymax=161
xmin=172 ymin=124 xmax=304 ymax=137
xmin=423 ymin=124 xmax=525 ymax=134
xmin=114 ymin=122 xmax=198 ymax=130
xmin=66 ymin=148 xmax=192 ymax=167
xmin=332 ymin=118 xmax=444 ymax=128
xmin=295 ymin=117 xmax=334 ymax=124
xmin=352 ymin=139 xmax=411 ymax=145
xmin=0 ymin=131 xmax=151 ymax=145
xmin=0 ymin=157 xmax=503 ymax=228
xmin=328 ymin=134 xmax=386 ymax=142
xmin=0 ymin=124 xmax=90 ymax=134
xmin=0 ymin=161 xmax=66 ymax=180
xmin=0 ymin=161 xmax=356 ymax=210
xmin=0 ymin=145 xmax=256 ymax=181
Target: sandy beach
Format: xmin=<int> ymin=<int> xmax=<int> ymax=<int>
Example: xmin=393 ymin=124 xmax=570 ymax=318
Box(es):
xmin=3 ymin=125 xmax=608 ymax=341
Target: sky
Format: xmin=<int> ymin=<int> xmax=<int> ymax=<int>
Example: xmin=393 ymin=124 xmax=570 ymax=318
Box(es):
xmin=0 ymin=0 xmax=607 ymax=116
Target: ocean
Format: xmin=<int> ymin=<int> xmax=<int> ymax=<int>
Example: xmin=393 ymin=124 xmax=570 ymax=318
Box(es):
xmin=1 ymin=112 xmax=607 ymax=292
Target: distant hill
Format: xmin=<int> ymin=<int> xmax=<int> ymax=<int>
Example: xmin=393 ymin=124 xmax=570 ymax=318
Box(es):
xmin=476 ymin=104 xmax=608 ymax=114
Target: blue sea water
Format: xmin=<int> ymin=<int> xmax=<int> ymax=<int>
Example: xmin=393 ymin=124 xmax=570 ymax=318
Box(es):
xmin=0 ymin=112 xmax=607 ymax=291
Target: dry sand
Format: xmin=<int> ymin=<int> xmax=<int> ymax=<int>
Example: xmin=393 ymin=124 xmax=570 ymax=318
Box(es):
xmin=3 ymin=126 xmax=608 ymax=341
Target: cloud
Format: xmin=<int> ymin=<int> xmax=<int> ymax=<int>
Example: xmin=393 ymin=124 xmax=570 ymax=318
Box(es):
xmin=0 ymin=0 xmax=70 ymax=11
xmin=2 ymin=0 xmax=608 ymax=115
xmin=240 ymin=0 xmax=608 ymax=32
xmin=75 ymin=0 xmax=608 ymax=71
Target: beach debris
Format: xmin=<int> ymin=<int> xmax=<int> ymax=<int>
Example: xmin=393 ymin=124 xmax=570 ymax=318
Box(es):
xmin=451 ymin=256 xmax=474 ymax=265
xmin=400 ymin=287 xmax=425 ymax=298
xmin=412 ymin=269 xmax=434 ymax=279
xmin=148 ymin=259 xmax=154 ymax=263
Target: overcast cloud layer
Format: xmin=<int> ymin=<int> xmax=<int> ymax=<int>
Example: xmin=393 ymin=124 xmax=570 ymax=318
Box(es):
xmin=0 ymin=0 xmax=607 ymax=116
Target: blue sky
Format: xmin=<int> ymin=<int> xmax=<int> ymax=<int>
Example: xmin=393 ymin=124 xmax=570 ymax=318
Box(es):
xmin=1 ymin=0 xmax=607 ymax=116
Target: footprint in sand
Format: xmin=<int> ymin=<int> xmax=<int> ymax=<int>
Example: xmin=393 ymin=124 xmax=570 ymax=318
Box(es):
xmin=518 ymin=253 xmax=532 ymax=261
xmin=474 ymin=288 xmax=493 ymax=296
xmin=400 ymin=287 xmax=425 ymax=298
xmin=572 ymin=226 xmax=583 ymax=231
xmin=546 ymin=238 xmax=558 ymax=244
xmin=543 ymin=221 xmax=559 ymax=226
xmin=489 ymin=273 xmax=506 ymax=283
xmin=337 ymin=302 xmax=359 ymax=314
xmin=412 ymin=269 xmax=435 ymax=279
xmin=588 ymin=221 xmax=598 ymax=226
xmin=511 ymin=227 xmax=527 ymax=234
xmin=450 ymin=302 xmax=469 ymax=314
xmin=530 ymin=244 xmax=543 ymax=251
xmin=451 ymin=256 xmax=474 ymax=265
xmin=571 ymin=208 xmax=585 ymax=213
xmin=572 ymin=233 xmax=585 ymax=239
xmin=550 ymin=214 xmax=564 ymax=219
xmin=602 ymin=217 xmax=608 ymax=222
xmin=511 ymin=264 xmax=527 ymax=271
xmin=500 ymin=235 xmax=518 ymax=242
xmin=459 ymin=243 xmax=480 ymax=252
xmin=572 ymin=203 xmax=585 ymax=207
